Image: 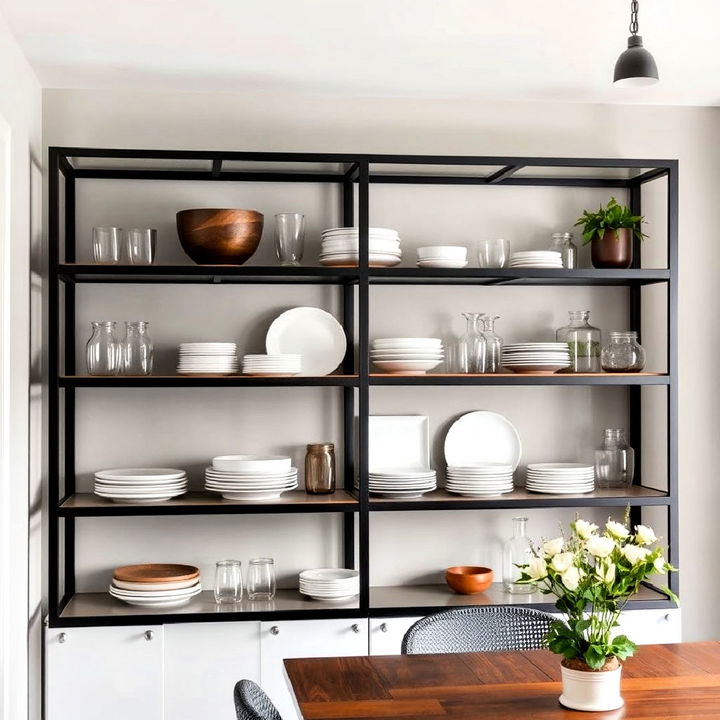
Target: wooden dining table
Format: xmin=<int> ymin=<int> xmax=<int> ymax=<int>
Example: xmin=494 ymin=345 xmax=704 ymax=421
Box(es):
xmin=284 ymin=642 xmax=720 ymax=719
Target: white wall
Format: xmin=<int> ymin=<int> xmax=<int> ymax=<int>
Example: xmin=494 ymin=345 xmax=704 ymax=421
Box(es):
xmin=42 ymin=89 xmax=720 ymax=641
xmin=0 ymin=10 xmax=41 ymax=720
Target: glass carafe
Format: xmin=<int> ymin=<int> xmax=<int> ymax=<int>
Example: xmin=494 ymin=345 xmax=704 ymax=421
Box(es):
xmin=122 ymin=321 xmax=154 ymax=375
xmin=481 ymin=315 xmax=503 ymax=373
xmin=459 ymin=313 xmax=486 ymax=373
xmin=503 ymin=517 xmax=535 ymax=594
xmin=595 ymin=428 xmax=635 ymax=488
xmin=601 ymin=331 xmax=646 ymax=372
xmin=556 ymin=311 xmax=601 ymax=373
xmin=86 ymin=321 xmax=121 ymax=376
xmin=549 ymin=232 xmax=578 ymax=269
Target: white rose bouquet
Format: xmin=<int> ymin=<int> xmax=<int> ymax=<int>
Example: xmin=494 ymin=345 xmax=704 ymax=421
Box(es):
xmin=518 ymin=512 xmax=677 ymax=670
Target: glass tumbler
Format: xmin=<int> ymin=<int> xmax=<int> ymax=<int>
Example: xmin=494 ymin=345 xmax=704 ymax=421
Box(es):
xmin=127 ymin=228 xmax=157 ymax=265
xmin=274 ymin=213 xmax=305 ymax=266
xmin=92 ymin=227 xmax=123 ymax=264
xmin=595 ymin=428 xmax=635 ymax=488
xmin=247 ymin=558 xmax=276 ymax=600
xmin=214 ymin=560 xmax=243 ymax=604
xmin=477 ymin=238 xmax=510 ymax=268
xmin=122 ymin=321 xmax=154 ymax=375
xmin=85 ymin=321 xmax=121 ymax=375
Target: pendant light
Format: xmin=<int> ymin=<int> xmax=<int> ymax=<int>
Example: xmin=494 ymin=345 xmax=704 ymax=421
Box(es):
xmin=613 ymin=0 xmax=659 ymax=87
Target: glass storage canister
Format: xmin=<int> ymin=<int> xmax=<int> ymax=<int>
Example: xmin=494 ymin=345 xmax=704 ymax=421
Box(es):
xmin=601 ymin=331 xmax=646 ymax=372
xmin=247 ymin=558 xmax=276 ymax=600
xmin=556 ymin=310 xmax=601 ymax=373
xmin=86 ymin=321 xmax=121 ymax=376
xmin=122 ymin=321 xmax=154 ymax=375
xmin=549 ymin=231 xmax=578 ymax=269
xmin=595 ymin=428 xmax=635 ymax=488
xmin=459 ymin=312 xmax=487 ymax=373
xmin=502 ymin=516 xmax=535 ymax=594
xmin=481 ymin=315 xmax=503 ymax=373
xmin=305 ymin=443 xmax=336 ymax=494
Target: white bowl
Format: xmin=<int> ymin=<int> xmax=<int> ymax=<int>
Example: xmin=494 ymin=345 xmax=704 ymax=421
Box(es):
xmin=372 ymin=358 xmax=443 ymax=374
xmin=212 ymin=455 xmax=292 ymax=472
xmin=372 ymin=338 xmax=442 ymax=348
xmin=417 ymin=246 xmax=467 ymax=260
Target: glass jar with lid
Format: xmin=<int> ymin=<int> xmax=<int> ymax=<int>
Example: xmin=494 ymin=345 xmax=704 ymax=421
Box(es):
xmin=595 ymin=428 xmax=635 ymax=488
xmin=556 ymin=310 xmax=602 ymax=373
xmin=601 ymin=331 xmax=646 ymax=372
xmin=549 ymin=232 xmax=578 ymax=269
xmin=305 ymin=443 xmax=336 ymax=494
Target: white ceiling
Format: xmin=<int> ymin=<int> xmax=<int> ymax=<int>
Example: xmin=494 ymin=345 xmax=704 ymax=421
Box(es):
xmin=2 ymin=0 xmax=719 ymax=105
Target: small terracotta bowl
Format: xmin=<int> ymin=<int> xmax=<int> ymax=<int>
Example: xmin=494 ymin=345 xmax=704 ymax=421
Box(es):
xmin=445 ymin=566 xmax=494 ymax=595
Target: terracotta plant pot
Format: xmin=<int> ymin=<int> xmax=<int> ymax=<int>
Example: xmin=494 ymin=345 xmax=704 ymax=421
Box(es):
xmin=559 ymin=661 xmax=623 ymax=712
xmin=591 ymin=228 xmax=633 ymax=269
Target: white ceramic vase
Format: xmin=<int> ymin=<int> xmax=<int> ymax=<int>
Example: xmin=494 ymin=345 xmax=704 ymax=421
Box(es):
xmin=559 ymin=664 xmax=624 ymax=712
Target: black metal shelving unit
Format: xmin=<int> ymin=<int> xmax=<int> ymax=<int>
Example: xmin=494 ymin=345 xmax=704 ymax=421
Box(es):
xmin=48 ymin=148 xmax=678 ymax=628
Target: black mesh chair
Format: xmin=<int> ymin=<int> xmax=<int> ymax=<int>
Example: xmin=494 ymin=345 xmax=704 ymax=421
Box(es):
xmin=401 ymin=606 xmax=556 ymax=655
xmin=234 ymin=680 xmax=283 ymax=720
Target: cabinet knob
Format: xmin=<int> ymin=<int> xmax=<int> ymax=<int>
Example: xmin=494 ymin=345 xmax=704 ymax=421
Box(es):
xmin=379 ymin=623 xmax=388 ymax=633
xmin=351 ymin=623 xmax=360 ymax=634
xmin=270 ymin=626 xmax=280 ymax=636
xmin=664 ymin=613 xmax=672 ymax=622
xmin=144 ymin=630 xmax=155 ymax=641
xmin=58 ymin=633 xmax=67 ymax=644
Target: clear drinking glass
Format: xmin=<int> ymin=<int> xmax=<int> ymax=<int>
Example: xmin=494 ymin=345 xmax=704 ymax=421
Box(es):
xmin=127 ymin=228 xmax=157 ymax=265
xmin=595 ymin=429 xmax=635 ymax=488
xmin=458 ymin=313 xmax=487 ymax=373
xmin=92 ymin=227 xmax=123 ymax=264
xmin=85 ymin=321 xmax=121 ymax=375
xmin=481 ymin=315 xmax=503 ymax=373
xmin=247 ymin=558 xmax=276 ymax=600
xmin=503 ymin=516 xmax=535 ymax=594
xmin=477 ymin=238 xmax=510 ymax=268
xmin=549 ymin=232 xmax=578 ymax=269
xmin=122 ymin=321 xmax=154 ymax=375
xmin=556 ymin=310 xmax=602 ymax=373
xmin=214 ymin=560 xmax=243 ymax=604
xmin=274 ymin=213 xmax=305 ymax=266
xmin=601 ymin=331 xmax=646 ymax=372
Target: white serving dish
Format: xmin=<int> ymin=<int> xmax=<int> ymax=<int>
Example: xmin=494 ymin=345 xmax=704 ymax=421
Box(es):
xmin=369 ymin=415 xmax=430 ymax=472
xmin=212 ymin=455 xmax=292 ymax=472
xmin=444 ymin=410 xmax=522 ymax=470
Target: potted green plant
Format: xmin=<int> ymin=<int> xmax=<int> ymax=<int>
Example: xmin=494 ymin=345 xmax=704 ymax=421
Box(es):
xmin=575 ymin=197 xmax=647 ymax=269
xmin=518 ymin=512 xmax=677 ymax=712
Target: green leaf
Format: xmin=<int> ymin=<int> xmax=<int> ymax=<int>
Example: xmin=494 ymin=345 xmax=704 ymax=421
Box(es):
xmin=584 ymin=644 xmax=608 ymax=670
xmin=610 ymin=635 xmax=637 ymax=660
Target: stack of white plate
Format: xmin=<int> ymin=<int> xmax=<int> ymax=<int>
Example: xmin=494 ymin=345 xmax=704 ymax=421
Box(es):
xmin=509 ymin=251 xmax=563 ymax=268
xmin=177 ymin=342 xmax=238 ymax=375
xmin=319 ymin=227 xmax=401 ymax=267
xmin=366 ymin=468 xmax=437 ymax=498
xmin=502 ymin=343 xmax=571 ymax=374
xmin=526 ymin=463 xmax=595 ymax=494
xmin=109 ymin=563 xmax=201 ymax=608
xmin=370 ymin=338 xmax=444 ymax=375
xmin=416 ymin=246 xmax=468 ymax=269
xmin=93 ymin=468 xmax=188 ymax=504
xmin=299 ymin=568 xmax=360 ymax=602
xmin=446 ymin=463 xmax=515 ymax=497
xmin=204 ymin=455 xmax=298 ymax=500
xmin=241 ymin=354 xmax=301 ymax=376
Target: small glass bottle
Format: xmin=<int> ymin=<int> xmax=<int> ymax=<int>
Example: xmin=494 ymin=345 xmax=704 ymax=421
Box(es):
xmin=601 ymin=331 xmax=646 ymax=372
xmin=556 ymin=311 xmax=602 ymax=373
xmin=549 ymin=232 xmax=578 ymax=269
xmin=481 ymin=315 xmax=503 ymax=373
xmin=459 ymin=313 xmax=487 ymax=373
xmin=86 ymin=321 xmax=121 ymax=376
xmin=503 ymin=516 xmax=535 ymax=594
xmin=305 ymin=443 xmax=336 ymax=494
xmin=595 ymin=429 xmax=635 ymax=488
xmin=122 ymin=321 xmax=154 ymax=375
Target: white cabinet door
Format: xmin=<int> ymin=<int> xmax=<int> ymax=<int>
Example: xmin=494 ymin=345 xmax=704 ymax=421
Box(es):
xmin=164 ymin=621 xmax=261 ymax=720
xmin=617 ymin=608 xmax=681 ymax=645
xmin=369 ymin=616 xmax=423 ymax=656
xmin=46 ymin=625 xmax=163 ymax=720
xmin=260 ymin=619 xmax=369 ymax=720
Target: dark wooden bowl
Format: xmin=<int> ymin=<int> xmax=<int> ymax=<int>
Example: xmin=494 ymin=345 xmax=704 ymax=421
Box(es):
xmin=445 ymin=566 xmax=494 ymax=594
xmin=176 ymin=208 xmax=264 ymax=265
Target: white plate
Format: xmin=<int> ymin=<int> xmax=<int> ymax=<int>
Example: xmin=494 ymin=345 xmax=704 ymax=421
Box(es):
xmin=110 ymin=596 xmax=198 ymax=608
xmin=266 ymin=307 xmax=346 ymax=376
xmin=95 ymin=493 xmax=184 ymax=503
xmin=444 ymin=411 xmax=522 ymax=470
xmin=370 ymin=467 xmax=435 ymax=476
xmin=212 ymin=455 xmax=292 ymax=472
xmin=417 ymin=260 xmax=469 ymax=269
xmin=206 ymin=467 xmax=296 ymax=477
xmin=372 ymin=359 xmax=442 ymax=373
xmin=319 ymin=255 xmax=401 ymax=267
xmin=300 ymin=568 xmax=359 ymax=582
xmin=109 ymin=583 xmax=201 ymax=599
xmin=369 ymin=489 xmax=435 ymax=498
xmin=322 ymin=226 xmax=398 ymax=236
xmin=370 ymin=355 xmax=444 ymax=362
xmin=93 ymin=476 xmax=187 ymax=487
xmin=112 ymin=578 xmax=199 ymax=591
xmin=95 ymin=484 xmax=187 ymax=494
xmin=94 ymin=468 xmax=187 ymax=482
xmin=446 ymin=488 xmax=514 ymax=497
xmin=369 ymin=415 xmax=429 ymax=472
xmin=372 ymin=338 xmax=442 ymax=347
xmin=215 ymin=492 xmax=297 ymax=501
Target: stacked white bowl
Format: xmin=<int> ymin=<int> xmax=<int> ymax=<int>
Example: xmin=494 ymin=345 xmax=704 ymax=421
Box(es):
xmin=177 ymin=342 xmax=238 ymax=375
xmin=526 ymin=463 xmax=595 ymax=494
xmin=93 ymin=468 xmax=188 ymax=504
xmin=109 ymin=564 xmax=201 ymax=608
xmin=370 ymin=337 xmax=444 ymax=375
xmin=416 ymin=246 xmax=468 ymax=268
xmin=502 ymin=343 xmax=571 ymax=374
xmin=299 ymin=568 xmax=360 ymax=602
xmin=509 ymin=251 xmax=563 ymax=268
xmin=204 ymin=455 xmax=298 ymax=501
xmin=445 ymin=463 xmax=514 ymax=497
xmin=241 ymin=354 xmax=302 ymax=376
xmin=319 ymin=227 xmax=401 ymax=267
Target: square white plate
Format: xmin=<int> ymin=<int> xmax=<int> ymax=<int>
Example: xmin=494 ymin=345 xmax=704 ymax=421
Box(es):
xmin=369 ymin=415 xmax=430 ymax=472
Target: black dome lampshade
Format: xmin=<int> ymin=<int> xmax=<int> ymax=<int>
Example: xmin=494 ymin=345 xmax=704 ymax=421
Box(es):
xmin=614 ymin=35 xmax=659 ymax=87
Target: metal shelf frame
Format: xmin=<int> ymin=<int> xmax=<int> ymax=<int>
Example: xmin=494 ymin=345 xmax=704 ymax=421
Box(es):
xmin=47 ymin=147 xmax=678 ymax=627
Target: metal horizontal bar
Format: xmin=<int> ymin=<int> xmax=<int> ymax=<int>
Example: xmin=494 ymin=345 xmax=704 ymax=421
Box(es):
xmin=368 ymin=174 xmax=631 ymax=188
xmin=73 ymin=169 xmax=344 ymax=183
xmin=630 ymin=167 xmax=670 ymax=186
xmin=60 ymin=376 xmax=359 ymax=388
xmin=486 ymin=164 xmax=522 ymax=183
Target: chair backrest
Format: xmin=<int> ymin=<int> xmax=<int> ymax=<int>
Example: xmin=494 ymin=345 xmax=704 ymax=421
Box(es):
xmin=234 ymin=680 xmax=283 ymax=720
xmin=401 ymin=606 xmax=556 ymax=655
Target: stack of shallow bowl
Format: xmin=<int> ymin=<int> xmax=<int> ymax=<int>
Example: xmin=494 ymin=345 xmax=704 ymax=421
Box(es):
xmin=177 ymin=342 xmax=238 ymax=375
xmin=525 ymin=462 xmax=595 ymax=494
xmin=416 ymin=246 xmax=468 ymax=268
xmin=509 ymin=251 xmax=563 ymax=268
xmin=204 ymin=455 xmax=298 ymax=501
xmin=445 ymin=463 xmax=514 ymax=497
xmin=502 ymin=342 xmax=571 ymax=374
xmin=241 ymin=354 xmax=301 ymax=376
xmin=93 ymin=468 xmax=188 ymax=504
xmin=299 ymin=568 xmax=360 ymax=602
xmin=370 ymin=337 xmax=444 ymax=375
xmin=109 ymin=563 xmax=202 ymax=608
xmin=319 ymin=227 xmax=401 ymax=267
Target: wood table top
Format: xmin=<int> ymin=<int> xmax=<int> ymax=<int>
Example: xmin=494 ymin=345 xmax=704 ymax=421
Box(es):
xmin=284 ymin=642 xmax=720 ymax=719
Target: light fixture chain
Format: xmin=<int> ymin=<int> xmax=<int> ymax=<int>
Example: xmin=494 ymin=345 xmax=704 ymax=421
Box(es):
xmin=629 ymin=0 xmax=640 ymax=35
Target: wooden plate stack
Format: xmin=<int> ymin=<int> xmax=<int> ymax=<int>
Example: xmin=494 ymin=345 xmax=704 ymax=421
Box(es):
xmin=109 ymin=563 xmax=202 ymax=608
